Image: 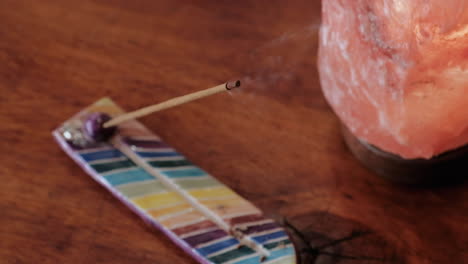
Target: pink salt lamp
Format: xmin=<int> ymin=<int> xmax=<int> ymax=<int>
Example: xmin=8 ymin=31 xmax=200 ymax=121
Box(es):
xmin=318 ymin=1 xmax=468 ymax=183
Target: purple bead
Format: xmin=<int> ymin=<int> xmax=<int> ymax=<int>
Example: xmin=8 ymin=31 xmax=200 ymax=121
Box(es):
xmin=84 ymin=112 xmax=117 ymax=142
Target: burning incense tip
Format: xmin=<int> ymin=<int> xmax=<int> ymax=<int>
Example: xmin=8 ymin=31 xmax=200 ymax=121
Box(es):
xmin=226 ymin=80 xmax=241 ymax=90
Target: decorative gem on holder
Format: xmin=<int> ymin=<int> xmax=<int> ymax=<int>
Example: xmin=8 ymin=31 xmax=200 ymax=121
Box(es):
xmin=60 ymin=120 xmax=90 ymax=148
xmin=84 ymin=112 xmax=117 ymax=141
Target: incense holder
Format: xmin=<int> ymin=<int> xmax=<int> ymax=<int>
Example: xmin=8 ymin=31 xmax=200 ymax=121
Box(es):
xmin=53 ymin=98 xmax=297 ymax=264
xmin=342 ymin=125 xmax=468 ymax=185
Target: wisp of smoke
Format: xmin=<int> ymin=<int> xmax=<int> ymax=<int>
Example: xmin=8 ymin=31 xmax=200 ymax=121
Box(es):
xmin=239 ymin=23 xmax=321 ymax=94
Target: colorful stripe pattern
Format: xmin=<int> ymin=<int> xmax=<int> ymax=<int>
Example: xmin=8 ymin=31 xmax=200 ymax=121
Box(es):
xmin=53 ymin=98 xmax=296 ymax=264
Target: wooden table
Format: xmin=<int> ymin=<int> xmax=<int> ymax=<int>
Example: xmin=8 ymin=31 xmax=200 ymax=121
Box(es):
xmin=1 ymin=1 xmax=466 ymax=263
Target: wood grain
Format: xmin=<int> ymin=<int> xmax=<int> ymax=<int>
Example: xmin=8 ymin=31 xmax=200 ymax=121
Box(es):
xmin=0 ymin=1 xmax=466 ymax=263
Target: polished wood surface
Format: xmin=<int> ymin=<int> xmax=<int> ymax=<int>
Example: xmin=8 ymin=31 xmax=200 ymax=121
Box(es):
xmin=1 ymin=1 xmax=466 ymax=263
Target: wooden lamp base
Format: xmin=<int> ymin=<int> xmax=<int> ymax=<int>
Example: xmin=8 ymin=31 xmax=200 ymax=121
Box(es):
xmin=342 ymin=126 xmax=468 ymax=185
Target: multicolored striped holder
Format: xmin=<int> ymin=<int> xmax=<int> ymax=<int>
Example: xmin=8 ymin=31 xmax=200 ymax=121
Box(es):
xmin=53 ymin=98 xmax=297 ymax=264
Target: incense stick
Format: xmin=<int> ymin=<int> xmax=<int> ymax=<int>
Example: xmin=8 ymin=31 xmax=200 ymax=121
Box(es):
xmin=104 ymin=80 xmax=241 ymax=128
